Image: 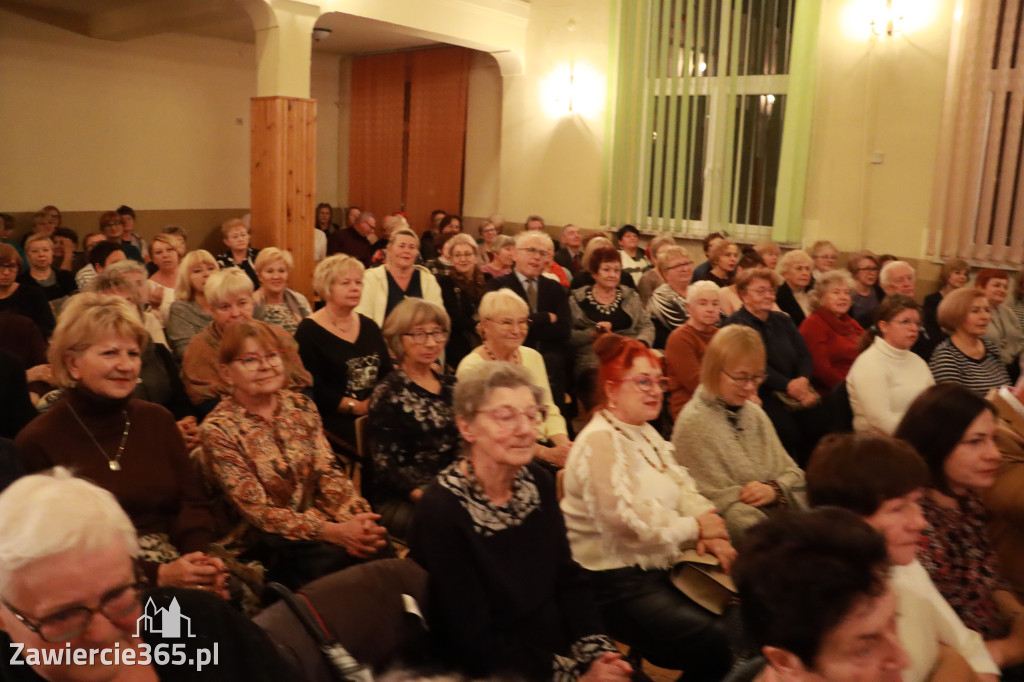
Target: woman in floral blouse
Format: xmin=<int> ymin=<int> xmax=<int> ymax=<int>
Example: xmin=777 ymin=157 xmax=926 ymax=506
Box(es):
xmin=895 ymin=383 xmax=1024 ymax=670
xmin=199 ymin=320 xmax=388 ymax=590
xmin=367 ymin=298 xmax=462 ymax=540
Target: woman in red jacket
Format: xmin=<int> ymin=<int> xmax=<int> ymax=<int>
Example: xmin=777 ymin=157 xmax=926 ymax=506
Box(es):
xmin=799 ymin=270 xmax=864 ymax=394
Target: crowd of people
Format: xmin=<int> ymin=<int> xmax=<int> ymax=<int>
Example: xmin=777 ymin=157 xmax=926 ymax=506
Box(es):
xmin=1 ymin=204 xmax=1024 ymax=682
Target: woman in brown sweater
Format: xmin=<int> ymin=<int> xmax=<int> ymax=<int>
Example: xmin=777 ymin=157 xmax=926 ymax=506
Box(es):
xmin=15 ymin=293 xmax=228 ymax=594
xmin=664 ymin=280 xmax=722 ymax=420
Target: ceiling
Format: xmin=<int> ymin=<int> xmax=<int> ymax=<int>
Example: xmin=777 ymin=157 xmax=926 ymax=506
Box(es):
xmin=0 ymin=0 xmax=442 ymax=55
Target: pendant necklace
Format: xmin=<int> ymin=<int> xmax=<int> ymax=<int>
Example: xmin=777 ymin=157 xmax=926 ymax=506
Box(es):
xmin=67 ymin=403 xmax=131 ymax=471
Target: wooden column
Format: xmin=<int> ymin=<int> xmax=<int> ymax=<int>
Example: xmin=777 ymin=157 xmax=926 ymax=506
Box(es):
xmin=251 ymin=96 xmax=316 ymax=300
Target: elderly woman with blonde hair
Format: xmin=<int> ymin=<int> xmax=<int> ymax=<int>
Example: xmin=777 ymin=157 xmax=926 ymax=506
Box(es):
xmin=672 ymin=325 xmax=806 ymax=538
xmin=182 ymin=268 xmax=310 ymax=409
xmin=0 ymin=468 xmax=293 ymax=681
xmin=798 ymin=269 xmax=864 ymax=393
xmin=439 ymin=232 xmax=492 ymax=369
xmin=166 ymin=248 xmax=218 ymax=359
xmin=252 ymin=247 xmax=311 ymax=334
xmin=147 ymin=232 xmax=185 ymax=319
xmin=15 ymin=294 xmax=229 ymax=594
xmin=456 ymin=288 xmax=571 ymax=467
xmin=646 ymin=245 xmax=695 ymax=348
xmin=366 ymin=298 xmax=461 ymax=539
xmin=355 ymin=226 xmax=443 ymax=326
xmin=664 ymin=280 xmax=722 ymax=419
xmin=296 ymin=254 xmax=392 ymax=448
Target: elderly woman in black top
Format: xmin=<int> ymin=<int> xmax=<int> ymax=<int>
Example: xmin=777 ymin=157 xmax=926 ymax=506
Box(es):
xmin=409 ymin=362 xmax=631 ymax=682
xmin=726 ymin=267 xmax=824 ymax=466
xmin=296 ymin=254 xmax=392 ymax=450
xmin=438 ymin=233 xmax=491 ymax=370
xmin=367 ymin=298 xmax=462 ymax=540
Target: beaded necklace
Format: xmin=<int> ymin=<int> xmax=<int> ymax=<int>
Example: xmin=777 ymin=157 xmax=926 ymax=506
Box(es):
xmin=601 ymin=410 xmax=666 ymax=472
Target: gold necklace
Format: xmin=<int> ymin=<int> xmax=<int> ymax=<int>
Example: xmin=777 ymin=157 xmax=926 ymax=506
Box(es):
xmin=602 ymin=410 xmax=666 ymax=472
xmin=327 ymin=309 xmax=356 ymax=333
xmin=482 ymin=345 xmax=520 ymax=364
xmin=68 ymin=403 xmax=131 ymax=471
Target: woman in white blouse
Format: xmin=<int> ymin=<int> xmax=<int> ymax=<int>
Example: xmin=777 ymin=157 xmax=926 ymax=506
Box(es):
xmin=561 ymin=333 xmax=735 ymax=681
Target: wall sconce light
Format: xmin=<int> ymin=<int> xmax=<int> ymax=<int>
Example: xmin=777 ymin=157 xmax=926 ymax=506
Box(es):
xmin=541 ymin=63 xmax=604 ymax=119
xmin=871 ymin=0 xmax=903 ymax=37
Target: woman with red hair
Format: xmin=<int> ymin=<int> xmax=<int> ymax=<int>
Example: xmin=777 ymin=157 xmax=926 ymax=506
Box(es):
xmin=561 ymin=333 xmax=735 ymax=681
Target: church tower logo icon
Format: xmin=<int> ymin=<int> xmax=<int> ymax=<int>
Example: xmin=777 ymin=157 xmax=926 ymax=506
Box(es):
xmin=134 ymin=597 xmax=195 ymax=639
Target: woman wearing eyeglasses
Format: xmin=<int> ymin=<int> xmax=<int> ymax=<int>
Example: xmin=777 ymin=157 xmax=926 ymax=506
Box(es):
xmin=200 ymin=320 xmax=387 ymax=590
xmin=438 ymin=233 xmax=491 ymax=370
xmin=409 ymin=362 xmax=631 ymax=682
xmin=457 ymin=289 xmax=571 ymax=468
xmin=366 ymin=298 xmax=461 ymax=540
xmin=561 ymin=334 xmax=735 ymax=681
xmin=672 ymin=326 xmax=806 ymax=538
xmin=846 ymin=295 xmax=934 ymax=435
xmin=0 ymin=469 xmax=294 ymax=682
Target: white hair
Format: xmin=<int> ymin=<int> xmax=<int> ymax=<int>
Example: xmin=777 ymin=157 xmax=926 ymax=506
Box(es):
xmin=686 ymin=279 xmax=721 ymax=304
xmin=0 ymin=467 xmax=138 ymax=596
xmin=515 ymin=230 xmax=553 ymax=251
xmin=879 ymin=260 xmax=915 ymax=289
xmin=204 ymin=267 xmax=254 ymax=307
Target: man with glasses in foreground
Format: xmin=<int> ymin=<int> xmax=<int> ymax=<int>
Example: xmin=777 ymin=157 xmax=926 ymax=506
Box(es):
xmin=0 ymin=467 xmax=292 ymax=681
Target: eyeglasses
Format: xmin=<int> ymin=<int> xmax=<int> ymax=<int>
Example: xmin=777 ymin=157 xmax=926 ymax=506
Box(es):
xmin=519 ymin=247 xmax=552 ymax=258
xmin=0 ymin=263 xmax=18 ymax=272
xmin=614 ymin=375 xmax=669 ymax=393
xmin=101 ymin=222 xmax=120 ymax=229
xmin=233 ymin=350 xmax=284 ymax=371
xmin=663 ymin=262 xmax=693 ymax=272
xmin=857 ymin=266 xmax=880 ymax=273
xmin=487 ymin=318 xmax=530 ymax=332
xmin=3 ymin=581 xmax=141 ymax=643
xmin=721 ymin=370 xmax=767 ymax=387
xmin=403 ymin=330 xmax=448 ymax=345
xmin=476 ymin=405 xmax=548 ymax=429
xmin=746 ymin=287 xmax=776 ymax=296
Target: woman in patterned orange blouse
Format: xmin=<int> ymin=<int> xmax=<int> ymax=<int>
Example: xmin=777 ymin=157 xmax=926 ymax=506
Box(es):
xmin=199 ymin=320 xmax=388 ymax=590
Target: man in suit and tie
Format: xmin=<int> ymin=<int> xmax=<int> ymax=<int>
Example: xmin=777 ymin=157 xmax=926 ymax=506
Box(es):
xmin=489 ymin=231 xmax=573 ymax=420
xmin=553 ymin=224 xmax=584 ymax=281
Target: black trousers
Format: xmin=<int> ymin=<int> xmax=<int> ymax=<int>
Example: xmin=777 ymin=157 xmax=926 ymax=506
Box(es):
xmin=586 ymin=565 xmax=732 ymax=682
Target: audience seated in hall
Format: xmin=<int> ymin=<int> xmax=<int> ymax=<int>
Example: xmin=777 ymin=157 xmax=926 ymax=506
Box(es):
xmin=806 ymin=432 xmax=1001 ymax=682
xmin=116 ymin=205 xmax=147 ymax=256
xmin=673 ymin=326 xmax=806 ymax=539
xmin=481 ymin=233 xmax=516 ymax=278
xmin=0 ymin=243 xmax=56 ymax=338
xmin=328 ymin=210 xmax=376 ymax=266
xmin=410 ymin=362 xmax=630 ymax=682
xmin=199 ymin=320 xmax=389 ymax=592
xmin=456 ymin=288 xmax=572 ymax=469
xmin=296 ymin=254 xmax=392 ymax=449
xmin=165 ymin=248 xmax=217 ymax=361
xmin=424 ymin=214 xmax=465 ymax=278
xmin=798 ymin=270 xmax=864 ymax=395
xmin=252 ymin=247 xmax=311 ymax=335
xmin=719 ymin=250 xmax=768 ymax=317
xmin=977 ymin=268 xmax=1024 ymax=373
xmin=437 ymin=233 xmax=491 ymax=370
xmin=570 ymin=245 xmax=654 ymax=410
xmin=647 ymin=245 xmax=696 ymax=349
xmin=570 ymin=236 xmax=636 ymax=290
xmin=929 ymin=287 xmax=1011 ymax=396
xmin=18 ymin=234 xmax=76 ymax=311
xmin=664 ymin=280 xmax=720 ymax=419
xmin=73 ymin=232 xmax=113 ymax=290
xmin=846 ymin=295 xmax=934 ymax=435
xmin=562 ymin=334 xmax=734 ymax=681
xmin=367 ymin=299 xmax=461 ymax=541
xmin=0 ymin=468 xmax=295 ymax=681
xmin=15 ymin=294 xmax=229 ymax=592
xmin=775 ymin=249 xmax=815 ymax=327
xmin=922 ymin=257 xmax=969 ymax=355
xmin=216 ymin=217 xmax=260 ymax=289
xmin=752 ymin=240 xmax=780 ymax=270
xmin=726 ymin=267 xmax=825 ymax=466
xmin=895 ymin=384 xmax=1024 ymax=673
xmin=147 ymin=233 xmax=185 ymax=322
xmin=182 ymin=268 xmax=310 ymax=410
xmin=636 ymin=235 xmax=675 ymax=303
xmin=732 ymin=507 xmax=910 ymax=681
xmin=489 ymin=230 xmax=573 ymax=417
xmin=355 ymin=226 xmax=443 ymax=326
xmin=98 ymin=210 xmax=143 ymax=263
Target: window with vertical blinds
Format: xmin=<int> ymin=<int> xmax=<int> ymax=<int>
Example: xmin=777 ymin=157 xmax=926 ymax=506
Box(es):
xmin=930 ymin=0 xmax=1024 ymax=266
xmin=603 ymin=0 xmax=820 ymax=243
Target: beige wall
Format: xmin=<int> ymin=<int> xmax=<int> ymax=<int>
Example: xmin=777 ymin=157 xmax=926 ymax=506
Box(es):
xmin=0 ymin=9 xmax=342 ymax=239
xmin=803 ymin=0 xmax=957 ymax=261
xmin=463 ymin=51 xmax=503 ymax=224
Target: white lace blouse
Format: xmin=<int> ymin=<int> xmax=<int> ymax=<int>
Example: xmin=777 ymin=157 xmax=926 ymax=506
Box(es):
xmin=560 ymin=410 xmax=715 ymax=571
